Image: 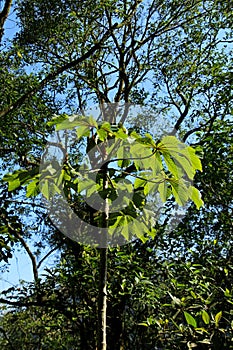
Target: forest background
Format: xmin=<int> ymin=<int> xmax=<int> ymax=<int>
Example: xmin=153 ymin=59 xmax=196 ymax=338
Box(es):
xmin=0 ymin=1 xmax=232 ymax=349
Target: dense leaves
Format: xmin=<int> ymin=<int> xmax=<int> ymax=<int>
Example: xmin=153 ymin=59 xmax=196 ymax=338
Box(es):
xmin=0 ymin=0 xmax=232 ymax=349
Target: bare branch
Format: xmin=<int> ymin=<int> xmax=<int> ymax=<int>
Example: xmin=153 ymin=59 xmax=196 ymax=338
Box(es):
xmin=37 ymin=245 xmax=62 ymax=270
xmin=0 ymin=1 xmax=144 ymax=118
xmin=0 ymin=0 xmax=12 ymax=43
xmin=0 ymin=24 xmax=117 ymax=118
xmin=10 ymin=226 xmax=39 ymax=282
xmin=1 ymin=210 xmax=39 ymax=283
xmin=172 ymin=88 xmax=193 ymax=132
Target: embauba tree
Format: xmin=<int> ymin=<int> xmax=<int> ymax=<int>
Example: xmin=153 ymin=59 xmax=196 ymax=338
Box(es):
xmin=0 ymin=0 xmax=232 ymax=349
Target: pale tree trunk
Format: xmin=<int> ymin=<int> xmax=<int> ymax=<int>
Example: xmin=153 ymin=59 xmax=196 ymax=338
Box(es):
xmin=97 ymin=247 xmax=108 ymax=350
xmin=97 ymin=161 xmax=109 ymax=350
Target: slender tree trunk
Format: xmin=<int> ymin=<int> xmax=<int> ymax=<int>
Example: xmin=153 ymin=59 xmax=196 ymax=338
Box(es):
xmin=97 ymin=247 xmax=108 ymax=350
xmin=97 ymin=161 xmax=109 ymax=350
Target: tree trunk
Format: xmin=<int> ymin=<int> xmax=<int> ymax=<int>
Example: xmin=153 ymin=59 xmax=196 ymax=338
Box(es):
xmin=97 ymin=161 xmax=109 ymax=350
xmin=97 ymin=247 xmax=108 ymax=350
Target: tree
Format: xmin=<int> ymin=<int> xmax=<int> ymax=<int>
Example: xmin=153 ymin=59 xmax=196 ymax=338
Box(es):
xmin=0 ymin=0 xmax=232 ymax=349
xmin=3 ymin=112 xmax=203 ymax=349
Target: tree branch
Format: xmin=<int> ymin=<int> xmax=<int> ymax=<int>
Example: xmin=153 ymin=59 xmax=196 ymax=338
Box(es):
xmin=0 ymin=0 xmax=143 ymax=119
xmin=1 ymin=209 xmax=39 ymax=283
xmin=37 ymin=245 xmax=62 ymax=270
xmin=172 ymin=88 xmax=192 ymax=131
xmin=10 ymin=226 xmax=39 ymax=282
xmin=0 ymin=0 xmax=12 ymax=43
xmin=0 ymin=24 xmax=117 ymax=118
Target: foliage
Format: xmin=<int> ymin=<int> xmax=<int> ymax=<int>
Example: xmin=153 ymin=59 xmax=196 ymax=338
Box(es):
xmin=0 ymin=239 xmax=232 ymax=349
xmin=3 ymin=115 xmax=203 ymax=245
xmin=0 ymin=0 xmax=233 ymax=349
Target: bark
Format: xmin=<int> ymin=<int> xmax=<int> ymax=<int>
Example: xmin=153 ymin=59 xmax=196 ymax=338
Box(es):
xmin=0 ymin=0 xmax=12 ymax=43
xmin=97 ymin=157 xmax=109 ymax=350
xmin=97 ymin=247 xmax=108 ymax=350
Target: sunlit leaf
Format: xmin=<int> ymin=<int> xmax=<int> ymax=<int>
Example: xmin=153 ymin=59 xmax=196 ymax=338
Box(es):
xmin=184 ymin=311 xmax=197 ymax=328
xmin=158 ymin=181 xmax=167 ymax=202
xmin=215 ymin=311 xmax=222 ymax=326
xmin=201 ymin=310 xmax=210 ymax=325
xmin=26 ymin=180 xmax=39 ymax=197
xmin=189 ymin=186 xmax=204 ymax=209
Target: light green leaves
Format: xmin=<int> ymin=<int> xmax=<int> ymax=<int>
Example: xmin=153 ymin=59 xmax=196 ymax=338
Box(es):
xmin=157 ymin=136 xmax=202 ymax=180
xmin=55 ymin=114 xmax=98 ymax=132
xmin=201 ymin=310 xmax=210 ymax=325
xmin=214 ymin=311 xmax=222 ymax=327
xmin=184 ymin=311 xmax=197 ymax=328
xmin=3 ymin=168 xmax=39 ymax=193
xmin=109 ymin=214 xmax=133 ymax=240
xmin=188 ymin=186 xmax=204 ymax=209
xmin=168 ymin=178 xmax=190 ymax=206
xmin=26 ymin=179 xmax=40 ymax=197
xmin=3 ymin=115 xmax=204 ymax=244
xmin=76 ymin=177 xmax=98 ymax=197
xmin=47 ymin=114 xmax=69 ymax=127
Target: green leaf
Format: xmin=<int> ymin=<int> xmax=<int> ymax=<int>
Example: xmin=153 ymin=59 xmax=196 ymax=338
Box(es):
xmin=134 ymin=177 xmax=147 ymax=189
xmin=8 ymin=178 xmax=21 ymax=191
xmin=110 ymin=215 xmax=129 ymax=239
xmin=76 ymin=125 xmax=91 ymax=138
xmin=189 ymin=186 xmax=204 ymax=209
xmin=158 ymin=181 xmax=167 ymax=202
xmin=157 ymin=136 xmax=202 ymax=179
xmin=215 ymin=311 xmax=222 ymax=326
xmin=198 ymin=339 xmax=211 ymax=344
xmin=26 ymin=180 xmax=39 ymax=197
xmin=3 ymin=169 xmax=39 ymax=191
xmin=97 ymin=128 xmax=108 ymax=141
xmin=131 ymin=220 xmax=148 ymax=242
xmin=158 ymin=135 xmax=181 ymax=148
xmin=169 ymin=178 xmax=189 ymax=206
xmin=201 ymin=310 xmax=210 ymax=325
xmin=132 ymin=192 xmax=145 ymax=208
xmin=152 ymin=152 xmax=163 ymax=176
xmin=171 ymin=152 xmax=195 ymax=179
xmin=186 ymin=146 xmax=202 ymax=172
xmin=115 ymin=128 xmax=128 ymax=139
xmin=117 ymin=144 xmax=132 ymax=168
xmin=130 ymin=142 xmax=153 ymax=169
xmin=116 ymin=179 xmax=133 ymax=193
xmin=56 ymin=115 xmax=97 ymax=131
xmin=101 ymin=121 xmax=111 ymax=131
xmin=168 ymin=292 xmax=182 ymax=306
xmin=137 ymin=322 xmax=149 ymax=327
xmin=78 ymin=177 xmax=98 ymax=196
xmin=224 ymin=288 xmax=231 ymax=297
xmin=40 ymin=179 xmax=49 ymax=199
xmin=184 ymin=311 xmax=197 ymax=328
xmin=163 ymin=152 xmax=180 ymax=178
xmin=47 ymin=114 xmax=68 ymax=127
xmin=190 ymin=291 xmax=197 ymax=299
